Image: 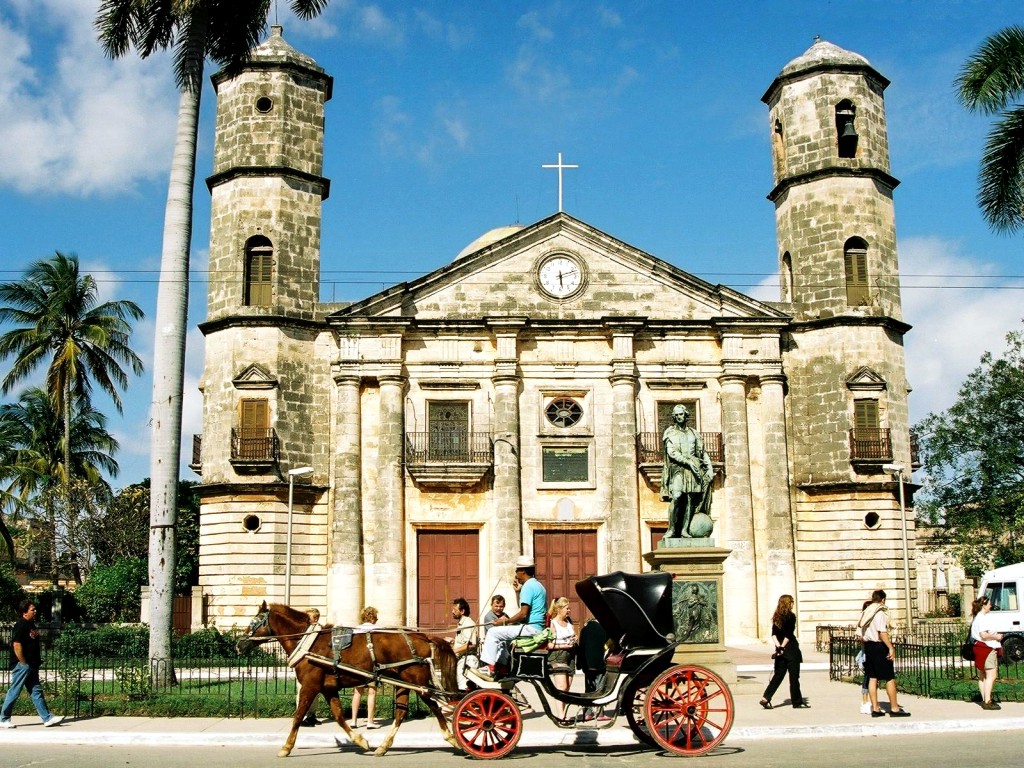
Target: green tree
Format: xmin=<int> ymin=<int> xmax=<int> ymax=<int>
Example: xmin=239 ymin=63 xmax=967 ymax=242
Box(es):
xmin=0 ymin=252 xmax=143 ymax=482
xmin=956 ymin=26 xmax=1024 ymax=233
xmin=0 ymin=563 xmax=27 ymax=621
xmin=89 ymin=480 xmax=200 ymax=594
xmin=75 ymin=557 xmax=148 ymax=623
xmin=96 ymin=0 xmax=330 ymax=683
xmin=915 ymin=324 xmax=1024 ymax=574
xmin=0 ymin=387 xmax=120 ymax=582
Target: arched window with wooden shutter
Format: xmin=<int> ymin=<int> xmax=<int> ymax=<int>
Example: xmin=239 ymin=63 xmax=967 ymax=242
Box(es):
xmin=844 ymin=237 xmax=869 ymax=306
xmin=244 ymin=236 xmax=273 ymax=307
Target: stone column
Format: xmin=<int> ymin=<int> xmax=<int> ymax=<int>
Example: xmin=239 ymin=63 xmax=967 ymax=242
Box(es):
xmin=718 ymin=374 xmax=758 ymax=640
xmin=760 ymin=374 xmax=796 ymax=602
xmin=370 ymin=371 xmax=406 ymax=624
xmin=608 ymin=321 xmax=643 ymax=571
xmin=329 ymin=372 xmax=362 ymax=624
xmin=489 ymin=319 xmax=526 ymax=598
xmin=609 ymin=372 xmax=641 ymax=570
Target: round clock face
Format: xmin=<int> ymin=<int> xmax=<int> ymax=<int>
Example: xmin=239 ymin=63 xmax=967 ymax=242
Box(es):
xmin=538 ymin=256 xmax=583 ymax=298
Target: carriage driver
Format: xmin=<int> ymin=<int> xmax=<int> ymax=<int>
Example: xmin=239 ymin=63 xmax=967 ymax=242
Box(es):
xmin=474 ymin=556 xmax=548 ymax=681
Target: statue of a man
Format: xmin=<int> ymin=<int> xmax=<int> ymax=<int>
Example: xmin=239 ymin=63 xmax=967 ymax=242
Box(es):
xmin=661 ymin=404 xmax=714 ymax=538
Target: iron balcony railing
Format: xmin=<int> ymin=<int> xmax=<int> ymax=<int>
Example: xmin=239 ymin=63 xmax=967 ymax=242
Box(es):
xmin=405 ymin=432 xmax=492 ymax=464
xmin=230 ymin=428 xmax=280 ymax=463
xmin=635 ymin=432 xmax=725 ymax=466
xmin=849 ymin=427 xmax=892 ymax=462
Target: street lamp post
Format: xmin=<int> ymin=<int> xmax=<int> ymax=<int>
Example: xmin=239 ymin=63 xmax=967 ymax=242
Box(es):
xmin=883 ymin=463 xmax=912 ymax=627
xmin=286 ymin=466 xmax=314 ymax=605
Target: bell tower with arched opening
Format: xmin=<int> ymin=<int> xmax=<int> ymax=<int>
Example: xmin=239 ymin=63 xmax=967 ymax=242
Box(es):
xmin=762 ymin=39 xmax=917 ymax=625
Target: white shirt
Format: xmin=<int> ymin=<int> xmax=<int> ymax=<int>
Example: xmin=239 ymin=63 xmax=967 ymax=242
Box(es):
xmin=971 ymin=611 xmax=1001 ymax=649
xmin=859 ymin=605 xmax=887 ymax=642
xmin=551 ymin=617 xmax=575 ymax=648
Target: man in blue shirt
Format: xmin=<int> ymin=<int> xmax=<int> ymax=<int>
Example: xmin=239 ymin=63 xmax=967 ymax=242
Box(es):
xmin=474 ymin=556 xmax=547 ymax=680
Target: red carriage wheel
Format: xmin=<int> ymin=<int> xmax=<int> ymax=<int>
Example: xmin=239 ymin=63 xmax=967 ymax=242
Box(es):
xmin=452 ymin=689 xmax=523 ymax=759
xmin=643 ymin=664 xmax=734 ymax=756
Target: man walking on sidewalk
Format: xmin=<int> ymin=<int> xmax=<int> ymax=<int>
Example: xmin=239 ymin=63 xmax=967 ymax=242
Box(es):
xmin=1 ymin=599 xmax=64 ymax=728
xmin=858 ymin=590 xmax=910 ymax=718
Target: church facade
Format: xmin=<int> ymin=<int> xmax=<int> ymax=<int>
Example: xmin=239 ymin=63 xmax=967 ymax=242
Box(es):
xmin=194 ymin=30 xmax=917 ymax=642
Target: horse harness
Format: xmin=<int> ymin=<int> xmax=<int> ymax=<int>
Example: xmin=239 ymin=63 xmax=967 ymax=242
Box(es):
xmin=304 ymin=626 xmax=444 ymax=693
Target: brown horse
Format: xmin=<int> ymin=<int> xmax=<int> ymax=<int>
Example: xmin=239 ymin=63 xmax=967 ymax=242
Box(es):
xmin=237 ymin=602 xmax=461 ymax=757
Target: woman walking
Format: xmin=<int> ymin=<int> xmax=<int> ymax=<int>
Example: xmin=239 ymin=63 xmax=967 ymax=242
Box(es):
xmin=970 ymin=596 xmax=1004 ymax=710
xmin=759 ymin=595 xmax=808 ymax=709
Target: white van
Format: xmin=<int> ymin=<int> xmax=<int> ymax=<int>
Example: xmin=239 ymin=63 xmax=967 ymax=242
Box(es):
xmin=978 ymin=563 xmax=1024 ymax=662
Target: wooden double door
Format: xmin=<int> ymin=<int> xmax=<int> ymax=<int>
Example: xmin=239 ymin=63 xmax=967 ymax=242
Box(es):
xmin=416 ymin=528 xmax=598 ymax=629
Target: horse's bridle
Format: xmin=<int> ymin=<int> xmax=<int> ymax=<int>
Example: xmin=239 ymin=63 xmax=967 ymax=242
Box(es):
xmin=245 ymin=609 xmax=271 ymax=639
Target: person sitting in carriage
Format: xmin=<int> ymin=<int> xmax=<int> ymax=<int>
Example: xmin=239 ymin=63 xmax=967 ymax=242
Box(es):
xmin=474 ymin=556 xmax=547 ymax=681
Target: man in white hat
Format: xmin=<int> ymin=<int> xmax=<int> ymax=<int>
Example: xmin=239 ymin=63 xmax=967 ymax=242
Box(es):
xmin=474 ymin=556 xmax=547 ymax=680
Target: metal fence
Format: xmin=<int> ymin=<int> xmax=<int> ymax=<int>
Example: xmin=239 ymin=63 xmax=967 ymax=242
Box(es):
xmin=0 ymin=632 xmax=428 ymax=720
xmin=824 ymin=622 xmax=1024 ymax=702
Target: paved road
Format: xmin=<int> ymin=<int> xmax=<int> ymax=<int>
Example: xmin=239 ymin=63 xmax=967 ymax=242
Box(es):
xmin=2 ymin=730 xmax=1005 ymax=768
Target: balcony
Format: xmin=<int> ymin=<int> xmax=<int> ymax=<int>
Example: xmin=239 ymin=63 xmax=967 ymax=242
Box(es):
xmin=636 ymin=431 xmax=724 ymax=486
xmin=189 ymin=434 xmax=202 ymax=474
xmin=405 ymin=431 xmax=493 ymax=488
xmin=230 ymin=427 xmax=280 ymax=470
xmin=910 ymin=428 xmax=922 ymax=470
xmin=849 ymin=427 xmax=892 ymax=466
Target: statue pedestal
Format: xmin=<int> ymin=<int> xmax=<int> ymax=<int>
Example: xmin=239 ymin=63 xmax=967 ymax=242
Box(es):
xmin=645 ymin=544 xmax=737 ymax=686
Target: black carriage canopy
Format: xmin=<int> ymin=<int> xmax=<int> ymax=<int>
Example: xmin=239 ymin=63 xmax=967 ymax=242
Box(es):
xmin=575 ymin=571 xmax=674 ymax=649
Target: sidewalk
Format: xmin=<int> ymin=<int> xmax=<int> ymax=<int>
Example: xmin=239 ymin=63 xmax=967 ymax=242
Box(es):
xmin=2 ymin=643 xmax=1020 ymax=749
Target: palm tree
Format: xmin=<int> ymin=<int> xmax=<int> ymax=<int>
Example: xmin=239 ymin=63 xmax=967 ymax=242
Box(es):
xmin=0 ymin=252 xmax=143 ymax=482
xmin=0 ymin=387 xmax=121 ymax=580
xmin=95 ymin=0 xmax=331 ymax=680
xmin=956 ymin=26 xmax=1024 ymax=233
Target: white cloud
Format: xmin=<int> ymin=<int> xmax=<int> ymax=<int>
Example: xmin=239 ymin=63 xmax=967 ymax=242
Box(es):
xmin=517 ymin=11 xmax=554 ymax=41
xmin=357 ymin=4 xmax=405 ymax=47
xmin=507 ymin=46 xmax=572 ymax=103
xmin=899 ymin=236 xmax=1022 ymax=423
xmin=0 ymin=0 xmax=178 ymax=197
xmin=442 ymin=115 xmax=470 ymax=151
xmin=599 ymin=7 xmax=623 ymax=28
xmin=746 ymin=235 xmax=1022 ymax=427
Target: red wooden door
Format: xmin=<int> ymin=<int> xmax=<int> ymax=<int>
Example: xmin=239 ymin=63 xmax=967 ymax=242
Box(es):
xmin=533 ymin=529 xmax=598 ymax=625
xmin=417 ymin=530 xmax=479 ymax=632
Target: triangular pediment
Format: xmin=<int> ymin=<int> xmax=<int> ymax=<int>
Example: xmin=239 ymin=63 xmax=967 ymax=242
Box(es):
xmin=327 ymin=213 xmax=787 ymax=326
xmin=233 ymin=363 xmax=278 ymax=390
xmin=846 ymin=366 xmax=887 ymax=392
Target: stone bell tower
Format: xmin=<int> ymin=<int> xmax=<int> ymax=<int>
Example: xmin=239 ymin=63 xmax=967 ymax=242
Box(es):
xmin=196 ymin=27 xmax=333 ymax=622
xmin=206 ymin=24 xmax=331 ymax=322
xmin=762 ymin=40 xmax=917 ymax=627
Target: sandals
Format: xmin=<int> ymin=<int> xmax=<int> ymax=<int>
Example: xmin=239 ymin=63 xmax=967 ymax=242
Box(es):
xmin=793 ymin=701 xmax=811 ymax=709
xmin=759 ymin=699 xmax=773 ymax=710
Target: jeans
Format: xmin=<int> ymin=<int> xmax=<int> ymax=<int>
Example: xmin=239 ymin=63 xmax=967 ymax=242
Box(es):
xmin=1 ymin=663 xmax=53 ymax=722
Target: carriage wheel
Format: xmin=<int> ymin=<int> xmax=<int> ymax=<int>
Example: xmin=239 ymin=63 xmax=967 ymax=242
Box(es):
xmin=623 ymin=679 xmax=656 ymax=746
xmin=452 ymin=689 xmax=523 ymax=759
xmin=644 ymin=664 xmax=733 ymax=756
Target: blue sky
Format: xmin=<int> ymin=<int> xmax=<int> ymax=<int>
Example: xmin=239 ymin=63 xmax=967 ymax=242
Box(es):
xmin=2 ymin=1 xmax=1023 ymax=487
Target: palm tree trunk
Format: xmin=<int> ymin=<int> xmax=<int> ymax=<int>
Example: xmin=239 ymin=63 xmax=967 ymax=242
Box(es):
xmin=63 ymin=379 xmax=72 ymax=485
xmin=147 ymin=73 xmax=202 ymax=686
xmin=59 ymin=378 xmax=72 ymax=586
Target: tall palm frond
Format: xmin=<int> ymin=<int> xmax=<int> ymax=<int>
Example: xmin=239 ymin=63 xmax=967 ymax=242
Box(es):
xmin=956 ymin=26 xmax=1024 ymax=233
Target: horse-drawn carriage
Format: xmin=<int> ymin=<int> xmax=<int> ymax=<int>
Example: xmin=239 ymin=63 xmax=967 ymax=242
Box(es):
xmin=238 ymin=570 xmax=734 ymax=759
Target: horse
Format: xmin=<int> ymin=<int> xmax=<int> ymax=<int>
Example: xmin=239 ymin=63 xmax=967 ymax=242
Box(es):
xmin=237 ymin=602 xmax=461 ymax=757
